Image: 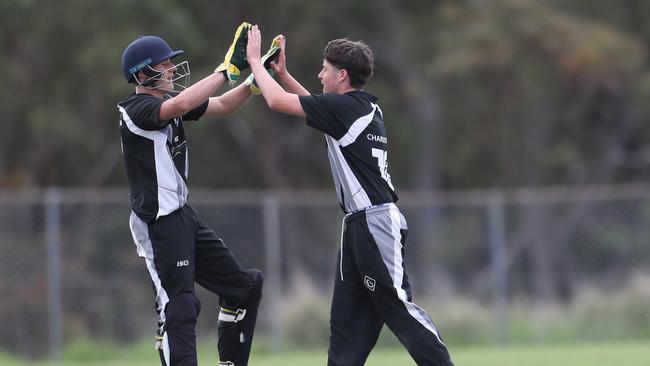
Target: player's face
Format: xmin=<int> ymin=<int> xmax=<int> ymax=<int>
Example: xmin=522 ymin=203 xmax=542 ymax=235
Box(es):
xmin=152 ymin=59 xmax=177 ymax=91
xmin=318 ymin=60 xmax=343 ymax=94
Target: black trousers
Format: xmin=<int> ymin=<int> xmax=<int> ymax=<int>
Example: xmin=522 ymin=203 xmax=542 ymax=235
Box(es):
xmin=328 ymin=203 xmax=453 ymax=366
xmin=129 ymin=205 xmax=262 ymax=366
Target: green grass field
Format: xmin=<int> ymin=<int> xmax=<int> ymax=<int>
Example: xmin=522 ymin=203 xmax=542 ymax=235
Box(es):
xmin=1 ymin=340 xmax=648 ymax=366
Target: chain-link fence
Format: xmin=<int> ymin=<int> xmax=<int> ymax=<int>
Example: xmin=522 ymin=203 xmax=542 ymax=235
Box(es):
xmin=1 ymin=186 xmax=650 ymax=359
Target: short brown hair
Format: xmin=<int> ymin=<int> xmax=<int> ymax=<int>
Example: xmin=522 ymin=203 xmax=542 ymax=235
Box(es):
xmin=323 ymin=38 xmax=374 ymax=88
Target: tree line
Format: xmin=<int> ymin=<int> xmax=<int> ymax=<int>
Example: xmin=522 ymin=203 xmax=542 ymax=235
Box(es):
xmin=1 ymin=0 xmax=649 ymax=191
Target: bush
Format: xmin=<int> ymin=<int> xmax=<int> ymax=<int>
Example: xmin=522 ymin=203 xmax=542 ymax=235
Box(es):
xmin=277 ymin=272 xmax=650 ymax=348
xmin=281 ymin=280 xmax=330 ymax=348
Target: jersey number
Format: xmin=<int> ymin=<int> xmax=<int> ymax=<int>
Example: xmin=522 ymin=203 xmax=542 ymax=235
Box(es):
xmin=372 ymin=148 xmax=395 ymax=190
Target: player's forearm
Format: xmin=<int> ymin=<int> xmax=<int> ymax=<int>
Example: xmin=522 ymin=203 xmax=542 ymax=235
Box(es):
xmin=250 ymin=60 xmax=289 ymax=106
xmin=205 ymin=82 xmax=251 ymax=117
xmin=250 ymin=60 xmax=306 ymax=117
xmin=276 ymin=71 xmax=310 ymax=96
xmin=166 ymin=72 xmax=227 ymax=115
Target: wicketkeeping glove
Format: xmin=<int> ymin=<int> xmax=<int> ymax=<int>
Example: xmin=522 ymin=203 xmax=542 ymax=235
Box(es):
xmin=244 ymin=35 xmax=282 ymax=95
xmin=215 ymin=22 xmax=252 ymax=85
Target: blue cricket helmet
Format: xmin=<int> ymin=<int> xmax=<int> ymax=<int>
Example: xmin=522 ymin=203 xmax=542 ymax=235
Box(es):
xmin=121 ymin=36 xmax=184 ymax=83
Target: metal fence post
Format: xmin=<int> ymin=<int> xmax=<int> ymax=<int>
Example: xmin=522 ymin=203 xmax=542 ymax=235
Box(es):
xmin=263 ymin=194 xmax=283 ymax=349
xmin=487 ymin=193 xmax=508 ymax=344
xmin=45 ymin=188 xmax=63 ymax=359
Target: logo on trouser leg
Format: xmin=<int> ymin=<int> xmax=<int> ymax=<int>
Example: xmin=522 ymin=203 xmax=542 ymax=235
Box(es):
xmin=176 ymin=259 xmax=189 ymax=267
xmin=364 ymin=275 xmax=376 ymax=291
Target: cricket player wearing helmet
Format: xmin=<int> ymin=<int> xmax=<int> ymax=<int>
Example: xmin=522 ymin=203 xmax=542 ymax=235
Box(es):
xmin=117 ymin=23 xmax=273 ymax=366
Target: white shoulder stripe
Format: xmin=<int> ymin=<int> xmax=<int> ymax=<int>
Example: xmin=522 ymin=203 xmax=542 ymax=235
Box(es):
xmin=119 ymin=106 xmax=163 ymax=140
xmin=337 ymin=104 xmax=378 ymax=147
xmin=374 ymin=103 xmax=383 ymax=118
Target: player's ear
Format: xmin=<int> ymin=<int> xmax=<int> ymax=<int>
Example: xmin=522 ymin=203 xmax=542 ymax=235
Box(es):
xmin=338 ymin=68 xmax=348 ymax=83
xmin=136 ymin=70 xmax=155 ymax=86
xmin=135 ymin=71 xmax=145 ymax=84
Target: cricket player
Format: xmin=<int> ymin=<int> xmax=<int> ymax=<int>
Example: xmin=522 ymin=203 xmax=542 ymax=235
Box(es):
xmin=117 ymin=22 xmax=278 ymax=366
xmin=246 ymin=25 xmax=454 ymax=365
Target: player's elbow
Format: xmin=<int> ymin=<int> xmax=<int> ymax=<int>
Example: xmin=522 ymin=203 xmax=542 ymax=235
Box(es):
xmin=266 ymin=97 xmax=282 ymax=111
xmin=266 ymin=94 xmax=292 ymax=113
xmin=265 ymin=93 xmax=304 ymax=117
xmin=220 ymin=105 xmax=240 ymax=117
xmin=205 ymin=99 xmax=238 ymax=117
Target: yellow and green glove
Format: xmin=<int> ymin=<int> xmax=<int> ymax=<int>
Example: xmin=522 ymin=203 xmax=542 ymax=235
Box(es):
xmin=215 ymin=22 xmax=252 ymax=85
xmin=244 ymin=35 xmax=283 ymax=95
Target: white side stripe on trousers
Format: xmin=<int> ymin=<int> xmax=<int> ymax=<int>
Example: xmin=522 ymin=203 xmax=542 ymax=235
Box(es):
xmin=367 ymin=206 xmax=445 ymax=346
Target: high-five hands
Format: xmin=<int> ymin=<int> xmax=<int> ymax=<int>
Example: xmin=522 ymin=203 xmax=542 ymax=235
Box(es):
xmin=215 ymin=22 xmax=252 ymax=85
xmin=268 ymin=35 xmax=286 ymax=78
xmin=245 ymin=30 xmax=283 ymax=95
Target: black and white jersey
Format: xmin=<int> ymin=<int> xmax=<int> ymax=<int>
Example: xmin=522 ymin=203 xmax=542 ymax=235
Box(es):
xmin=299 ymin=91 xmax=398 ymax=213
xmin=118 ymin=92 xmax=208 ymax=223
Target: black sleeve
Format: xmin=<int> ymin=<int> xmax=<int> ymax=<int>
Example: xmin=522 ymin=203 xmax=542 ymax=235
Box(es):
xmin=298 ymin=94 xmax=351 ymax=140
xmin=182 ymin=100 xmax=209 ymax=121
xmin=124 ymin=95 xmax=167 ymax=131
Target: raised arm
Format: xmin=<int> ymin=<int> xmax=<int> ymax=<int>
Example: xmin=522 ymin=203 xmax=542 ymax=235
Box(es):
xmin=159 ymin=72 xmax=227 ymax=120
xmin=246 ymin=25 xmax=306 ymax=117
xmin=204 ymin=82 xmax=252 ymax=117
xmin=268 ymin=36 xmax=310 ymax=96
xmin=159 ymin=22 xmax=252 ymax=121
